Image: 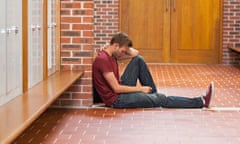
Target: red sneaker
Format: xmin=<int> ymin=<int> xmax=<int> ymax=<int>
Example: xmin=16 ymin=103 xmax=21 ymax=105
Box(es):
xmin=203 ymin=81 xmax=214 ymax=108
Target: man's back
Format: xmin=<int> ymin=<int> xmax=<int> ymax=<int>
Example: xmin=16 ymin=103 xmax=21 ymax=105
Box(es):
xmin=92 ymin=51 xmax=119 ymax=106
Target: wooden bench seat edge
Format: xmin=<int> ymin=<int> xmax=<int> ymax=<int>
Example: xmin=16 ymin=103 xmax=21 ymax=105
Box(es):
xmin=0 ymin=70 xmax=83 ymax=144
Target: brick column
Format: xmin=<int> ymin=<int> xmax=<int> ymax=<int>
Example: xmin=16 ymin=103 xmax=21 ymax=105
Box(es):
xmin=53 ymin=0 xmax=94 ymax=108
xmin=53 ymin=0 xmax=120 ymax=108
xmin=223 ymin=0 xmax=240 ymax=64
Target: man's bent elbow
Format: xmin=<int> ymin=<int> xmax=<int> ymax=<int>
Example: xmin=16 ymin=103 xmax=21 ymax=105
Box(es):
xmin=112 ymin=85 xmax=125 ymax=94
xmin=112 ymin=87 xmax=122 ymax=94
xmin=132 ymin=50 xmax=139 ymax=58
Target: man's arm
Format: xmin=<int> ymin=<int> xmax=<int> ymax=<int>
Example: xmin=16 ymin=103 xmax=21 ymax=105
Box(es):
xmin=103 ymin=72 xmax=152 ymax=94
xmin=94 ymin=46 xmax=139 ymax=60
xmin=117 ymin=47 xmax=139 ymax=60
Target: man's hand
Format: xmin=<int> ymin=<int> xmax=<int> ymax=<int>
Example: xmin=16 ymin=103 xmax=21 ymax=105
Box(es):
xmin=97 ymin=44 xmax=108 ymax=52
xmin=93 ymin=44 xmax=109 ymax=60
xmin=140 ymin=86 xmax=152 ymax=94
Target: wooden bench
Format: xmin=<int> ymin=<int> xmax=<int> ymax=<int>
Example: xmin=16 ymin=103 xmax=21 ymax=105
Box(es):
xmin=0 ymin=70 xmax=83 ymax=144
xmin=228 ymin=45 xmax=240 ymax=53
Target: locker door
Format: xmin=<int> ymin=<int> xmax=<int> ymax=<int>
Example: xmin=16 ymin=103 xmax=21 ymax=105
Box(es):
xmin=0 ymin=0 xmax=7 ymax=105
xmin=5 ymin=0 xmax=22 ymax=103
xmin=48 ymin=0 xmax=57 ymax=76
xmin=28 ymin=0 xmax=43 ymax=88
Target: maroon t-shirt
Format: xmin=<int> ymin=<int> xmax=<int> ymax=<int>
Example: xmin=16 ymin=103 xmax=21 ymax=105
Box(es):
xmin=93 ymin=51 xmax=120 ymax=106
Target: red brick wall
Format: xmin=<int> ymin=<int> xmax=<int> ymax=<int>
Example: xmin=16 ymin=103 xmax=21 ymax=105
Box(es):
xmin=53 ymin=0 xmax=94 ymax=108
xmin=52 ymin=0 xmax=119 ymax=108
xmin=54 ymin=0 xmax=239 ymax=108
xmin=223 ymin=0 xmax=240 ymax=64
xmin=94 ymin=0 xmax=119 ymax=50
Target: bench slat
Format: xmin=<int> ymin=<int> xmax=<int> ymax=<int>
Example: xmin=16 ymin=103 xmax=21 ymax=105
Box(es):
xmin=0 ymin=70 xmax=83 ymax=144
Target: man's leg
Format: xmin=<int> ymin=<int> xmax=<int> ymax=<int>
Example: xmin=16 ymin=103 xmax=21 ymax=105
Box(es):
xmin=113 ymin=82 xmax=215 ymax=108
xmin=113 ymin=92 xmax=203 ymax=108
xmin=121 ymin=56 xmax=157 ymax=93
xmin=156 ymin=81 xmax=214 ymax=108
xmin=155 ymin=93 xmax=204 ymax=108
xmin=113 ymin=93 xmax=160 ymax=108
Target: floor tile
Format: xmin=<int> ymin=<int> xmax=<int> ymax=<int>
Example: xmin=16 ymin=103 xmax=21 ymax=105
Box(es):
xmin=14 ymin=108 xmax=240 ymax=144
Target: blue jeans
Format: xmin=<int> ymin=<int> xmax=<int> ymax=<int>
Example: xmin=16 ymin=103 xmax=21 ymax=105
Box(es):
xmin=113 ymin=56 xmax=204 ymax=108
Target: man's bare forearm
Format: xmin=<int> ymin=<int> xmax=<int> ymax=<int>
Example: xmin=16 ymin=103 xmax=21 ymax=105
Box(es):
xmin=113 ymin=84 xmax=151 ymax=94
xmin=117 ymin=47 xmax=139 ymax=60
xmin=113 ymin=85 xmax=141 ymax=93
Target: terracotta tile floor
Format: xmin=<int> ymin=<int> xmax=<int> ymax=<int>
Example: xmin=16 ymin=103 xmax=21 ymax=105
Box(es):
xmin=14 ymin=64 xmax=240 ymax=144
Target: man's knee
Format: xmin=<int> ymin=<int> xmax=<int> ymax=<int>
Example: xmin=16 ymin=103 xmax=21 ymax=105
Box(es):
xmin=132 ymin=55 xmax=145 ymax=64
xmin=153 ymin=93 xmax=168 ymax=107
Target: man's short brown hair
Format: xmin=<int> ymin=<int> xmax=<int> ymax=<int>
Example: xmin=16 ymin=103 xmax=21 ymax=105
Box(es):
xmin=110 ymin=32 xmax=133 ymax=47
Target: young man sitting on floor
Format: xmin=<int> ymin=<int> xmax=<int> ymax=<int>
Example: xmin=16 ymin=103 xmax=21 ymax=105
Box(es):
xmin=92 ymin=32 xmax=214 ymax=108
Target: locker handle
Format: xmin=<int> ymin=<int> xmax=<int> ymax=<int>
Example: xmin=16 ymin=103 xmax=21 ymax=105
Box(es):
xmin=48 ymin=23 xmax=57 ymax=28
xmin=166 ymin=0 xmax=169 ymax=11
xmin=31 ymin=25 xmax=36 ymax=31
xmin=36 ymin=25 xmax=41 ymax=31
xmin=0 ymin=29 xmax=6 ymax=34
xmin=174 ymin=0 xmax=176 ymax=11
xmin=11 ymin=26 xmax=19 ymax=34
xmin=52 ymin=23 xmax=57 ymax=27
xmin=6 ymin=28 xmax=12 ymax=34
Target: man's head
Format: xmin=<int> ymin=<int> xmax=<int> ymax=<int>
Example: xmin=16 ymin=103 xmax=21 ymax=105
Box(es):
xmin=110 ymin=32 xmax=133 ymax=58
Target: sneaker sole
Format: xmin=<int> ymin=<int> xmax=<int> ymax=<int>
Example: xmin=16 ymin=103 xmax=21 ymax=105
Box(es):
xmin=208 ymin=81 xmax=214 ymax=108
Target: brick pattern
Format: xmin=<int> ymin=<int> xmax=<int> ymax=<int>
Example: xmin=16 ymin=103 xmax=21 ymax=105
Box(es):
xmin=53 ymin=0 xmax=119 ymax=108
xmin=223 ymin=0 xmax=240 ymax=64
xmin=53 ymin=0 xmax=94 ymax=107
xmin=93 ymin=0 xmax=119 ymax=50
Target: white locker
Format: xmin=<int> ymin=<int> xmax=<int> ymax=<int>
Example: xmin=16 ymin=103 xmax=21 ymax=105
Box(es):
xmin=6 ymin=0 xmax=22 ymax=101
xmin=48 ymin=0 xmax=58 ymax=76
xmin=28 ymin=0 xmax=43 ymax=88
xmin=0 ymin=0 xmax=22 ymax=105
xmin=0 ymin=0 xmax=7 ymax=104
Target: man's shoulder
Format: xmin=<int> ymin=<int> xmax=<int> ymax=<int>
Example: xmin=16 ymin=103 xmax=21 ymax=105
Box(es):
xmin=93 ymin=51 xmax=109 ymax=67
xmin=95 ymin=51 xmax=109 ymax=62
